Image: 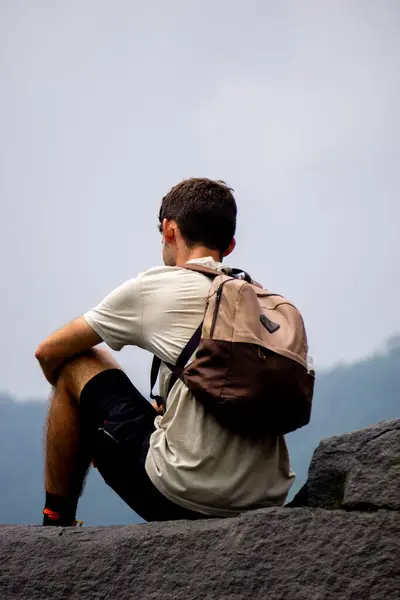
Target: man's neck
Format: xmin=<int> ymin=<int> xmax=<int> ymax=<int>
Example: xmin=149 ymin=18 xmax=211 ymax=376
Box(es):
xmin=175 ymin=246 xmax=221 ymax=266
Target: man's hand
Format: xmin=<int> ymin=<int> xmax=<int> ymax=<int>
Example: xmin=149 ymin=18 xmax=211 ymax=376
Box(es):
xmin=35 ymin=317 xmax=102 ymax=385
xmin=151 ymin=401 xmax=165 ymax=416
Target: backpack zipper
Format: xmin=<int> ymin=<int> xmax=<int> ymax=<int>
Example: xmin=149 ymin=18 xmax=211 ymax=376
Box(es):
xmin=210 ymin=280 xmax=231 ymax=338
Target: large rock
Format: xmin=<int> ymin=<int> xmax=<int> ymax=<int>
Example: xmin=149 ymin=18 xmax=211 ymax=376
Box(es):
xmin=1 ymin=419 xmax=400 ymax=599
xmin=0 ymin=508 xmax=399 ymax=600
xmin=293 ymin=419 xmax=400 ymax=510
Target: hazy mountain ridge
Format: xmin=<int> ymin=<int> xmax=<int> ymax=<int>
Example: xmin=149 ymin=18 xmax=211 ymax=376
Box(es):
xmin=1 ymin=340 xmax=399 ymax=525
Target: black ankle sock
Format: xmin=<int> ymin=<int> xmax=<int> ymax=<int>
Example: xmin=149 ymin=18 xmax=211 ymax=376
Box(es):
xmin=43 ymin=492 xmax=78 ymax=527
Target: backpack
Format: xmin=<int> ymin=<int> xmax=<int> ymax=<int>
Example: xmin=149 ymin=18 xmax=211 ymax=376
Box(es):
xmin=150 ymin=264 xmax=315 ymax=440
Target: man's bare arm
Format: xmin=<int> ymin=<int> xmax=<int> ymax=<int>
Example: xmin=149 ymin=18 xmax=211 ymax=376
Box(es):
xmin=35 ymin=317 xmax=102 ymax=385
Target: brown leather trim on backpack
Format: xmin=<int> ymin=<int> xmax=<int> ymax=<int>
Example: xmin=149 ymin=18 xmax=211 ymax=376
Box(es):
xmin=181 ymin=339 xmax=314 ymax=439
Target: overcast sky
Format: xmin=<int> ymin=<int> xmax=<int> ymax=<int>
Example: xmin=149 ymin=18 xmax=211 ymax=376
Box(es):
xmin=1 ymin=0 xmax=399 ymax=400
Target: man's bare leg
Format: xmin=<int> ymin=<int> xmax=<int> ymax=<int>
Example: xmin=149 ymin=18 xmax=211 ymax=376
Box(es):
xmin=43 ymin=348 xmax=120 ymax=525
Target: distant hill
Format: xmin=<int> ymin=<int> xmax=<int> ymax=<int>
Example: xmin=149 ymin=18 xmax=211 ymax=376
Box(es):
xmin=1 ymin=339 xmax=399 ymax=525
xmin=286 ymin=337 xmax=400 ymax=494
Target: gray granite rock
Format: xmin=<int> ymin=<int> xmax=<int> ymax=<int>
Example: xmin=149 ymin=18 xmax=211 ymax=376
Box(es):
xmin=2 ymin=420 xmax=400 ymax=599
xmin=292 ymin=419 xmax=400 ymax=510
xmin=1 ymin=508 xmax=399 ymax=600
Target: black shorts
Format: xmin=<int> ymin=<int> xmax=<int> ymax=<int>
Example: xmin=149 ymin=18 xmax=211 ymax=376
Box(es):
xmin=80 ymin=369 xmax=207 ymax=523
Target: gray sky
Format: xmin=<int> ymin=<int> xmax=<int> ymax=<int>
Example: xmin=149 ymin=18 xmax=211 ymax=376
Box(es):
xmin=1 ymin=0 xmax=399 ymax=399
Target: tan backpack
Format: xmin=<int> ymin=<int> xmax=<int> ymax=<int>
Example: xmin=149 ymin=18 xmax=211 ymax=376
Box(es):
xmin=151 ymin=264 xmax=315 ymax=440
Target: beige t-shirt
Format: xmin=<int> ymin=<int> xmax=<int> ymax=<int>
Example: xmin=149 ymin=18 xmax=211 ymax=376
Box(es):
xmin=84 ymin=257 xmax=295 ymax=516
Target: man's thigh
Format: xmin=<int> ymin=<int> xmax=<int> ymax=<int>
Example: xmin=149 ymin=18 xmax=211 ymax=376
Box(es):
xmin=79 ymin=365 xmax=157 ymax=441
xmin=78 ymin=368 xmax=207 ymax=522
xmin=60 ymin=347 xmax=120 ymax=401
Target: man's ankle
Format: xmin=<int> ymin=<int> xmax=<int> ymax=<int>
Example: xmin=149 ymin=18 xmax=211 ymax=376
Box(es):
xmin=42 ymin=492 xmax=78 ymax=527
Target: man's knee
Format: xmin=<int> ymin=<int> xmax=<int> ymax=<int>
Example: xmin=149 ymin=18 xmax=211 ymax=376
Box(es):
xmin=57 ymin=347 xmax=120 ymax=400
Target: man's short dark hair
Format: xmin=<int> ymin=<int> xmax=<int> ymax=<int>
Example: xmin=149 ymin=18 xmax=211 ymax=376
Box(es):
xmin=158 ymin=178 xmax=237 ymax=254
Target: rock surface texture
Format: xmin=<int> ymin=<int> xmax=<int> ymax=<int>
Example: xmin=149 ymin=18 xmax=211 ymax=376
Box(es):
xmin=1 ymin=419 xmax=399 ymax=600
xmin=291 ymin=418 xmax=400 ymax=511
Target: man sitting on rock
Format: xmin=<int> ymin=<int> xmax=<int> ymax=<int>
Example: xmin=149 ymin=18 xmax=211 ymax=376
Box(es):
xmin=35 ymin=178 xmax=295 ymax=526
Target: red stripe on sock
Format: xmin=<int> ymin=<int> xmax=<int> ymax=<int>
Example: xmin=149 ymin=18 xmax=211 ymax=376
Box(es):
xmin=43 ymin=508 xmax=61 ymax=520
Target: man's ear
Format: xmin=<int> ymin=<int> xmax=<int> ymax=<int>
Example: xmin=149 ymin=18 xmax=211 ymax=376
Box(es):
xmin=162 ymin=219 xmax=176 ymax=244
xmin=222 ymin=238 xmax=236 ymax=258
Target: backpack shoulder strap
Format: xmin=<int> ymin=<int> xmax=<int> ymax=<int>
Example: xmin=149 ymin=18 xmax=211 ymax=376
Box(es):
xmin=150 ymin=322 xmax=203 ymax=408
xmin=150 ymin=356 xmax=163 ymax=407
xmin=149 ymin=263 xmax=256 ymax=407
xmin=166 ymin=322 xmax=203 ymax=396
xmin=148 ymin=265 xmax=215 ymax=409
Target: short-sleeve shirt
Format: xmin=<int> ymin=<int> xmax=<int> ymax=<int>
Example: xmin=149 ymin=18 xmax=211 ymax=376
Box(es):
xmin=84 ymin=257 xmax=295 ymax=516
